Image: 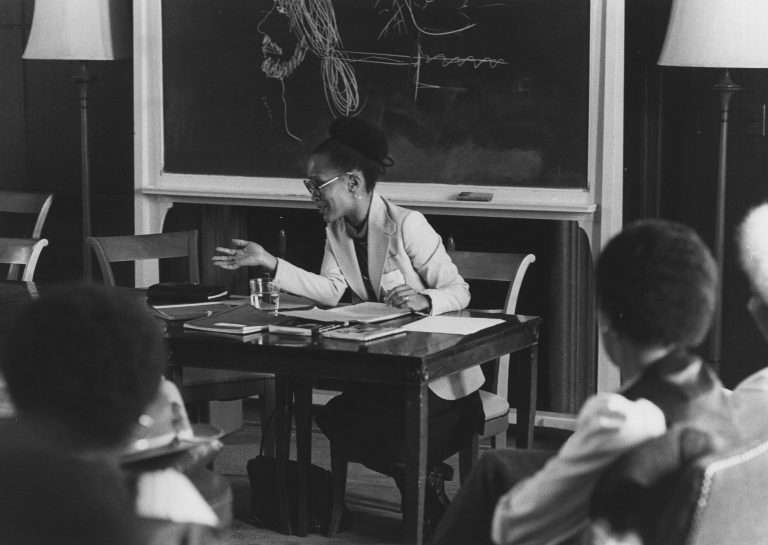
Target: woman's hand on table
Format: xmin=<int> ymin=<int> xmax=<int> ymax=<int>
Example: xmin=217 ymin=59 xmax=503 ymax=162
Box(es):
xmin=212 ymin=239 xmax=277 ymax=272
xmin=384 ymin=284 xmax=430 ymax=313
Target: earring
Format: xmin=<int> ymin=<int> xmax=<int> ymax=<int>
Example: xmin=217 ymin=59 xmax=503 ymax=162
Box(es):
xmin=354 ymin=192 xmax=363 ymax=200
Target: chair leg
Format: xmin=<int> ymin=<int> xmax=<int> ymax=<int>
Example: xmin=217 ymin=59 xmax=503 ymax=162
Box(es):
xmin=327 ymin=443 xmax=348 ymax=537
xmin=458 ymin=434 xmax=480 ymax=485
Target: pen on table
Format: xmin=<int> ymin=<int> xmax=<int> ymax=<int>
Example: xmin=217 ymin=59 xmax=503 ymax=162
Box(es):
xmin=411 ymin=309 xmax=429 ymax=317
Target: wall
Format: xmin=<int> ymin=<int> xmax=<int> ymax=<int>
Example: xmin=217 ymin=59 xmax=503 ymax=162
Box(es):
xmin=0 ymin=0 xmax=134 ymax=282
xmin=625 ymin=0 xmax=768 ymax=388
xmin=11 ymin=0 xmax=763 ymax=401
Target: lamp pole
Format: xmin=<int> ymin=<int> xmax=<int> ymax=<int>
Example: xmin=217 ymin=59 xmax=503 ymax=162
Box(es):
xmin=709 ymin=68 xmax=742 ymax=368
xmin=74 ymin=60 xmax=94 ymax=281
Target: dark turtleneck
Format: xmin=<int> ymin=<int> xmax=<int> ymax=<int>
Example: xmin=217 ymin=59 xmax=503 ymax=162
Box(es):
xmin=345 ymin=217 xmax=377 ymax=301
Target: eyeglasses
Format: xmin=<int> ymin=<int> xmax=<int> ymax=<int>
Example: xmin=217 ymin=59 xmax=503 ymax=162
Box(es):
xmin=303 ymin=171 xmax=352 ymax=194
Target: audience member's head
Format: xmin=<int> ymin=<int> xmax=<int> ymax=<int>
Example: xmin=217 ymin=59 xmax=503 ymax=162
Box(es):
xmin=596 ymin=219 xmax=717 ymax=368
xmin=0 ymin=284 xmax=166 ymax=451
xmin=738 ymin=203 xmax=768 ymax=340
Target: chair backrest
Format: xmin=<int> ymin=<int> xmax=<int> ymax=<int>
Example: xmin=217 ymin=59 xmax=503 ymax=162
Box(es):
xmin=447 ymin=251 xmax=536 ymax=315
xmin=448 ymin=251 xmax=536 ymax=398
xmin=0 ymin=190 xmax=54 ymax=239
xmin=87 ymin=230 xmax=200 ymax=287
xmin=0 ymin=191 xmax=54 ymax=280
xmin=0 ymin=238 xmax=49 ymax=281
xmin=678 ymin=438 xmax=768 ymax=545
xmin=587 ymin=433 xmax=768 ymax=545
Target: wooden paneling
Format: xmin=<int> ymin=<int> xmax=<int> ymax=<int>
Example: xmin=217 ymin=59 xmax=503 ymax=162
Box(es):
xmin=626 ymin=0 xmax=768 ymax=388
xmin=0 ymin=0 xmax=26 ymax=188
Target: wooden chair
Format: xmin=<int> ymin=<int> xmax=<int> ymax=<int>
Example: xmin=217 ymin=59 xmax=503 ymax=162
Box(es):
xmin=0 ymin=190 xmax=53 ymax=280
xmin=447 ymin=251 xmax=537 ymax=482
xmin=0 ymin=237 xmax=49 ymax=281
xmin=588 ymin=432 xmax=768 ymax=545
xmin=87 ymin=230 xmax=275 ymax=445
xmin=326 ymin=251 xmax=536 ymax=536
xmin=665 ymin=438 xmax=768 ymax=545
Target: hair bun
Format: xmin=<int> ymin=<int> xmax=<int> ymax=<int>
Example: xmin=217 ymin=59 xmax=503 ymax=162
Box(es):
xmin=329 ymin=117 xmax=394 ymax=171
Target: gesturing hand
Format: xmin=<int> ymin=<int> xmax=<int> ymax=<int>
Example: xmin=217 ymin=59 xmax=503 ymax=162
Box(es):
xmin=211 ymin=239 xmax=277 ymax=272
xmin=384 ymin=284 xmax=430 ymax=313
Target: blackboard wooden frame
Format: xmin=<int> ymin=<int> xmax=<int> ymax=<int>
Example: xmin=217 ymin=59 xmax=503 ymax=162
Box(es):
xmin=134 ymin=0 xmax=624 ymax=394
xmin=134 ymin=0 xmax=621 ymax=220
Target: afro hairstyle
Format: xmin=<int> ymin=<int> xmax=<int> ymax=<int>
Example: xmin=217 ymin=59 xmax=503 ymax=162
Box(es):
xmin=596 ymin=219 xmax=717 ymax=348
xmin=0 ymin=284 xmax=166 ymax=448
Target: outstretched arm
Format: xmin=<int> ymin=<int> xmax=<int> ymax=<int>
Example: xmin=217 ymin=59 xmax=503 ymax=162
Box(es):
xmin=213 ymin=238 xmax=348 ymax=306
xmin=212 ymin=239 xmax=278 ymax=272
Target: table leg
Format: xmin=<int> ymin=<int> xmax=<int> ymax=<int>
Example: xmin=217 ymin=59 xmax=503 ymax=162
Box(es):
xmin=403 ymin=383 xmax=428 ymax=545
xmin=294 ymin=378 xmax=313 ymax=536
xmin=274 ymin=376 xmax=293 ymax=535
xmin=515 ymin=343 xmax=539 ymax=449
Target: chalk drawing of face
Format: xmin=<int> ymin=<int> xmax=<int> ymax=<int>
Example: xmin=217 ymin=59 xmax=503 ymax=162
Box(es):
xmin=257 ymin=0 xmax=308 ymax=79
xmin=256 ymin=0 xmax=360 ymax=130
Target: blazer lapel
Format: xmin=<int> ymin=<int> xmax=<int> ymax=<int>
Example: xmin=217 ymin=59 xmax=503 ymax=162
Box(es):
xmin=367 ymin=193 xmax=396 ymax=300
xmin=327 ymin=222 xmax=367 ymax=301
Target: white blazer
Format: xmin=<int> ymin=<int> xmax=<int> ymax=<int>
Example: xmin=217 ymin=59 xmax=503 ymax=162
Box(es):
xmin=274 ymin=192 xmax=485 ymax=400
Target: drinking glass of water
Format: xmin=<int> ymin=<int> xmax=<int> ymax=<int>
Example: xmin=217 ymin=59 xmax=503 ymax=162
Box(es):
xmin=249 ymin=278 xmax=280 ymax=315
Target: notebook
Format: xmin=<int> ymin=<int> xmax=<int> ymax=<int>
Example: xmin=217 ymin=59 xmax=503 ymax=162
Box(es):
xmin=183 ymin=304 xmax=281 ymax=335
xmin=267 ymin=318 xmax=345 ymax=337
xmin=321 ymin=323 xmax=405 ymax=342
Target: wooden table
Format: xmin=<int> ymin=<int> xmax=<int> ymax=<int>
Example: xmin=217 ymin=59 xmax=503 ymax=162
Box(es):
xmin=166 ymin=310 xmax=540 ymax=544
xmin=0 ymin=282 xmax=540 ymax=544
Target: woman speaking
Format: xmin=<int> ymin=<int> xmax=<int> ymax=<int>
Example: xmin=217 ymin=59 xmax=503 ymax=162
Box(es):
xmin=212 ymin=117 xmax=483 ymax=533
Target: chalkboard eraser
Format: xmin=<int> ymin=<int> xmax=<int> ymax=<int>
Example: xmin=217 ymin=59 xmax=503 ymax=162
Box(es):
xmin=456 ymin=191 xmax=493 ymax=202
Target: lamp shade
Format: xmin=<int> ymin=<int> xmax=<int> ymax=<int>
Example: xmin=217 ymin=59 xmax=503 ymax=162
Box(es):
xmin=23 ymin=0 xmax=131 ymax=61
xmin=658 ymin=0 xmax=768 ymax=68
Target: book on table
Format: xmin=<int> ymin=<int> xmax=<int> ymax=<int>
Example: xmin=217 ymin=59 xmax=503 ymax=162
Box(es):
xmin=151 ymin=299 xmax=248 ymax=321
xmin=183 ymin=304 xmax=282 ymax=335
xmin=321 ymin=323 xmax=406 ymax=342
xmin=153 ymin=292 xmax=315 ymax=322
xmin=267 ymin=317 xmax=345 ymax=337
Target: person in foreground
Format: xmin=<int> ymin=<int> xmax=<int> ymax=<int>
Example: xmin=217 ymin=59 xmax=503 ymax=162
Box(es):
xmin=431 ymin=219 xmax=739 ymax=545
xmin=212 ymin=117 xmax=484 ymax=530
xmin=0 ymin=285 xmax=223 ymax=545
xmin=585 ymin=204 xmax=768 ymax=544
xmin=732 ymin=203 xmax=768 ymax=432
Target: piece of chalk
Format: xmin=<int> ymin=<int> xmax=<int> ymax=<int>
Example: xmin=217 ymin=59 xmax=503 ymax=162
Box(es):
xmin=456 ymin=191 xmax=493 ymax=202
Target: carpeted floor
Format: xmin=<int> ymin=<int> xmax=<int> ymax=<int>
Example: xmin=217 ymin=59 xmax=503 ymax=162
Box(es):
xmin=214 ymin=401 xmax=568 ymax=545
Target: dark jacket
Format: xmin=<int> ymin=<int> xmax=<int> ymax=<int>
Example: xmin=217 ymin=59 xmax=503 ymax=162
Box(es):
xmin=591 ymin=349 xmax=741 ymax=544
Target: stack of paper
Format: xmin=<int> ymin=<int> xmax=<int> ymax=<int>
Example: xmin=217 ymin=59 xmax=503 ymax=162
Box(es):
xmin=400 ymin=316 xmax=505 ymax=335
xmin=282 ymin=302 xmax=410 ymax=324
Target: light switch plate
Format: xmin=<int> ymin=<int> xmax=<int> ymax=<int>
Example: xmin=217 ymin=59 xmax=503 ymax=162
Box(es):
xmin=746 ymin=104 xmax=766 ymax=136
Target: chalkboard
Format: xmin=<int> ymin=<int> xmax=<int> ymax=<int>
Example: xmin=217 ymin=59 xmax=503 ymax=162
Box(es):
xmin=162 ymin=0 xmax=590 ymax=188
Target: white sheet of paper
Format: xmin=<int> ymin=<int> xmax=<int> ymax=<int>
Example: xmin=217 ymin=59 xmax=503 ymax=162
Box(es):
xmin=400 ymin=316 xmax=505 ymax=335
xmin=282 ymin=302 xmax=409 ymax=324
